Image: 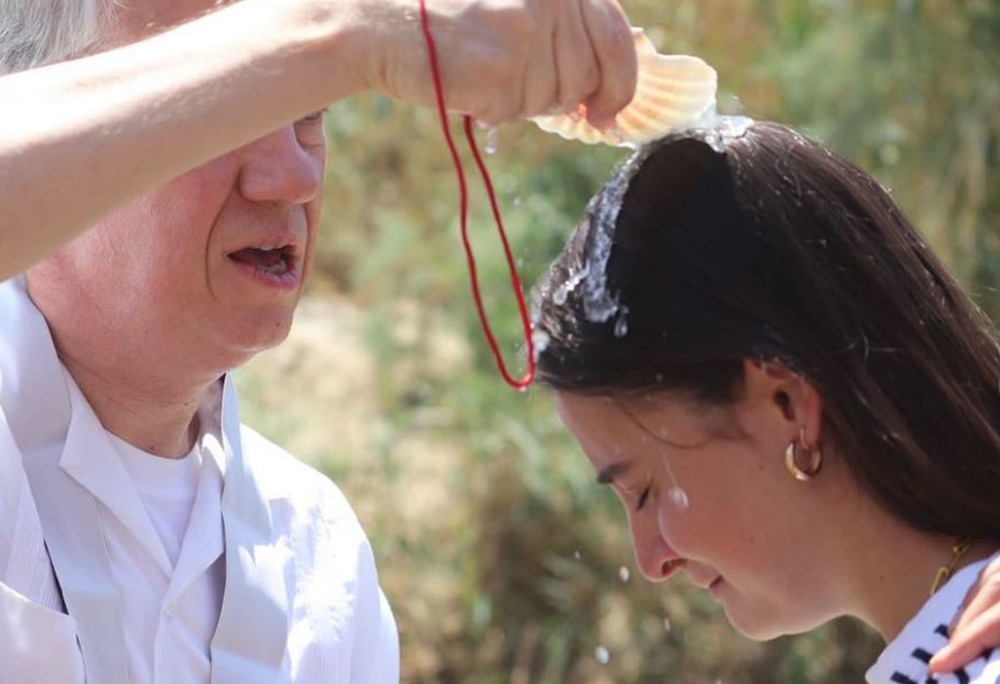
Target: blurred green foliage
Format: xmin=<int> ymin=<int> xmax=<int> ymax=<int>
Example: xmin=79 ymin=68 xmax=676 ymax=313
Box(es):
xmin=238 ymin=1 xmax=998 ymax=681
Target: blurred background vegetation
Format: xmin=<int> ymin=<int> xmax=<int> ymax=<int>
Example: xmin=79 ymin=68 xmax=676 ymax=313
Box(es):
xmin=237 ymin=0 xmax=999 ymax=681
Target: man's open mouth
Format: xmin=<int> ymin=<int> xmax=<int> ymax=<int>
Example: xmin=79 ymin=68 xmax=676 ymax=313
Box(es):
xmin=228 ymin=244 xmax=296 ymax=276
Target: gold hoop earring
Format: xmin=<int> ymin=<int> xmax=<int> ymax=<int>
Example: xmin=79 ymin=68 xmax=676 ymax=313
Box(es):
xmin=784 ymin=426 xmax=823 ymax=482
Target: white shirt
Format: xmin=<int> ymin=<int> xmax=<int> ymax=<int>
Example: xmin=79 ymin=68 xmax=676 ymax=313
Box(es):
xmin=101 ymin=382 xmax=227 ymax=684
xmin=0 ymin=275 xmax=400 ymax=684
xmin=110 ymin=432 xmax=203 ymax=568
xmin=867 ymin=552 xmax=1000 ymax=683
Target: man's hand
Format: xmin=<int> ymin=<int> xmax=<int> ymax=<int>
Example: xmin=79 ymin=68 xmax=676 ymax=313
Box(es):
xmin=360 ymin=0 xmax=638 ymax=126
xmin=930 ymin=554 xmax=1000 ymax=673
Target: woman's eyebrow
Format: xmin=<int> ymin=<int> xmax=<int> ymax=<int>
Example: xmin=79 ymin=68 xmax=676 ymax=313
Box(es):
xmin=596 ymin=462 xmax=629 ymax=485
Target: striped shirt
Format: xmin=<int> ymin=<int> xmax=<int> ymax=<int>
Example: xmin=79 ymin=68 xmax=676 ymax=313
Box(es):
xmin=867 ymin=553 xmax=1000 ymax=684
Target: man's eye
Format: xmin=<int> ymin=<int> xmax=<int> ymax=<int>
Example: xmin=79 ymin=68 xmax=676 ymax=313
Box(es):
xmin=636 ymin=485 xmax=651 ymax=512
xmin=298 ymin=110 xmax=326 ymax=124
xmin=294 ymin=111 xmax=327 ymax=148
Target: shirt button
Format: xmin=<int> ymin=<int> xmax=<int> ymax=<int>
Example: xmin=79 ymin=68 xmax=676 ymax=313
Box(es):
xmin=163 ymin=603 xmax=176 ymax=620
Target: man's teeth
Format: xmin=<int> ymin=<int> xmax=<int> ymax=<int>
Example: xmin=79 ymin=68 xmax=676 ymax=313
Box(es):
xmin=260 ymin=259 xmax=287 ymax=274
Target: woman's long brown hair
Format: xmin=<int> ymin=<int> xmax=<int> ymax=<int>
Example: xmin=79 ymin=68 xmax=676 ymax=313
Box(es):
xmin=535 ymin=122 xmax=1000 ymax=539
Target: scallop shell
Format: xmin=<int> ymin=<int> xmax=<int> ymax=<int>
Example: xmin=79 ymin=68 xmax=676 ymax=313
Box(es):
xmin=531 ymin=30 xmax=717 ymax=147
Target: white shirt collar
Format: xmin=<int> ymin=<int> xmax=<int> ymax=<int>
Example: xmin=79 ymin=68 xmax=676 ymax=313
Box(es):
xmin=0 ymin=275 xmax=72 ymax=453
xmin=867 ymin=552 xmax=1000 ymax=683
xmin=0 ymin=274 xmax=231 ymax=477
xmin=1 ymin=275 xmax=291 ymax=681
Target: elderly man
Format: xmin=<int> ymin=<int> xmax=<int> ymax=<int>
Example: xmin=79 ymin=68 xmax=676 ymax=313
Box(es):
xmin=0 ymin=0 xmax=638 ymax=682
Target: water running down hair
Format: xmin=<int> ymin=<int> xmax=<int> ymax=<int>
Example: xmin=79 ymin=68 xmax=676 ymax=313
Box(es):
xmin=534 ymin=121 xmax=1000 ymax=542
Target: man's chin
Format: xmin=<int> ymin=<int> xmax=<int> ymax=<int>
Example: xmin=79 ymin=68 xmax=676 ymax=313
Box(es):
xmin=222 ymin=312 xmax=296 ymax=362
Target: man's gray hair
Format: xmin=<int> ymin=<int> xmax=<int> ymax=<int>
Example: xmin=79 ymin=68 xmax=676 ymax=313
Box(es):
xmin=0 ymin=0 xmax=117 ymax=75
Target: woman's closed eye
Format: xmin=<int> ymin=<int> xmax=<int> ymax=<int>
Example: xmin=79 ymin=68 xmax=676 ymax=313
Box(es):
xmin=635 ymin=484 xmax=652 ymax=512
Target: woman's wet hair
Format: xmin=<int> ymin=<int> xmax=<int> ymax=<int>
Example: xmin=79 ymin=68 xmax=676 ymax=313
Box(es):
xmin=535 ymin=121 xmax=1000 ymax=540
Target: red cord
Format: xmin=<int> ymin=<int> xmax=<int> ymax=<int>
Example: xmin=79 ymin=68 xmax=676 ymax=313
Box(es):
xmin=417 ymin=0 xmax=536 ymax=389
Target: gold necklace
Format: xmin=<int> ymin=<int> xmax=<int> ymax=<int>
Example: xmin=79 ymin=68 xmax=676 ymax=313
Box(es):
xmin=929 ymin=539 xmax=973 ymax=597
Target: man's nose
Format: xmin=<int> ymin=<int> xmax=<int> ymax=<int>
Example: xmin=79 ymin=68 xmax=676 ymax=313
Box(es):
xmin=237 ymin=126 xmax=323 ymax=206
xmin=629 ymin=508 xmax=677 ymax=582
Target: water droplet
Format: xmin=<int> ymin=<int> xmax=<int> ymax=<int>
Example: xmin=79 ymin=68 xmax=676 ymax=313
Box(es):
xmin=531 ymin=330 xmax=550 ymax=359
xmin=552 ymin=265 xmax=588 ymax=307
xmin=613 ymin=309 xmax=629 ymax=338
xmin=573 ymin=549 xmax=582 ymax=561
xmin=668 ymin=487 xmax=689 ymax=510
xmin=618 ymin=566 xmax=631 ymax=583
xmin=702 ymin=115 xmax=755 ymax=153
xmin=484 ymin=127 xmax=499 ymax=155
xmin=595 ymin=646 xmax=611 ymax=665
xmin=663 ymin=617 xmax=672 ymax=633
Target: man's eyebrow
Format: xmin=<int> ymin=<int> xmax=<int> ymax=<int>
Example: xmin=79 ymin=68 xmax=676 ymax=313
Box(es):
xmin=596 ymin=462 xmax=629 ymax=485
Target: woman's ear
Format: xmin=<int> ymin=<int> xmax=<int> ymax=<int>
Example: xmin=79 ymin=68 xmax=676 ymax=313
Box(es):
xmin=740 ymin=358 xmax=824 ymax=448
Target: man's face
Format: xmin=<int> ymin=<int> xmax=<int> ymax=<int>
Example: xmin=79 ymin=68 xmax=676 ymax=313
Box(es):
xmin=27 ymin=0 xmax=327 ymax=374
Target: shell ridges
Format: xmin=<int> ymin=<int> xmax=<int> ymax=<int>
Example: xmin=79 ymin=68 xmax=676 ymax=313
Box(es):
xmin=531 ymin=29 xmax=718 ymax=147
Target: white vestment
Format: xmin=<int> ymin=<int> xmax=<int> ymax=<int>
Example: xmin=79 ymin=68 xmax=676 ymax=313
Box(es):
xmin=0 ymin=276 xmax=399 ymax=684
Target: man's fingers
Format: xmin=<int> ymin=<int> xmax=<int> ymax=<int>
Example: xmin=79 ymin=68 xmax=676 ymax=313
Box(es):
xmin=577 ymin=0 xmax=636 ymax=127
xmin=370 ymin=0 xmax=636 ymax=125
xmin=518 ymin=5 xmax=558 ymax=119
xmin=551 ymin=0 xmax=600 ymax=115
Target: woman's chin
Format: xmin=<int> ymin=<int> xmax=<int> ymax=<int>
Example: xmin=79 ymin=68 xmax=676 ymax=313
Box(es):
xmin=723 ymin=605 xmax=812 ymax=642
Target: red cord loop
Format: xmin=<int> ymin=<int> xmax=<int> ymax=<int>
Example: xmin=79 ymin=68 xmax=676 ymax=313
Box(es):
xmin=418 ymin=0 xmax=536 ymax=389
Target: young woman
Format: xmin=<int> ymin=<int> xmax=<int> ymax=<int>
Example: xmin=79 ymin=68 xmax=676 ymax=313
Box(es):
xmin=533 ymin=120 xmax=1000 ymax=682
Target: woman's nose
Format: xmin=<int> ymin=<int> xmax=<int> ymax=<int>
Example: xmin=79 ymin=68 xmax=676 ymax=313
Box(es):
xmin=237 ymin=126 xmax=323 ymax=206
xmin=629 ymin=508 xmax=678 ymax=582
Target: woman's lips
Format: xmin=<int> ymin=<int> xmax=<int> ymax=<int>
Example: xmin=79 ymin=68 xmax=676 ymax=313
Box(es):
xmin=663 ymin=561 xmax=723 ymax=596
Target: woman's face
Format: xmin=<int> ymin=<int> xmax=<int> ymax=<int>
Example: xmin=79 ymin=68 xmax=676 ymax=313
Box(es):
xmin=554 ymin=377 xmax=847 ymax=639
